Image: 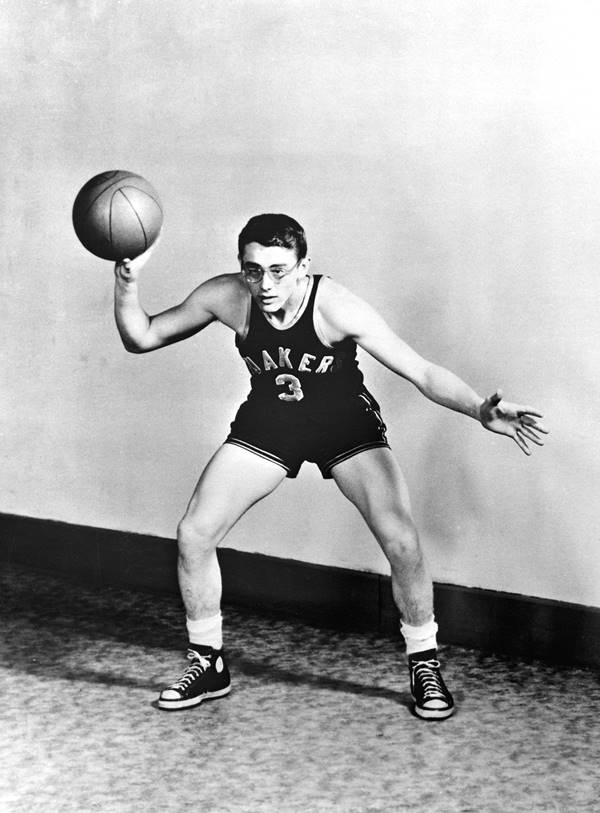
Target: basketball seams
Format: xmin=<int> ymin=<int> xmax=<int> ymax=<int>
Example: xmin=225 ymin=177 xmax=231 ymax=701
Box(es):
xmin=73 ymin=171 xmax=163 ymax=260
xmin=122 ymin=186 xmax=163 ymax=214
xmin=117 ymin=185 xmax=163 ymax=214
xmin=116 ymin=188 xmax=148 ymax=250
xmin=79 ymin=174 xmax=163 ymax=220
xmin=109 ymin=190 xmax=114 ymax=247
xmin=79 ymin=173 xmax=138 ymax=219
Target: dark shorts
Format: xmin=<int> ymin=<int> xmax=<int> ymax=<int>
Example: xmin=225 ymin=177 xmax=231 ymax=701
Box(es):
xmin=225 ymin=389 xmax=390 ymax=479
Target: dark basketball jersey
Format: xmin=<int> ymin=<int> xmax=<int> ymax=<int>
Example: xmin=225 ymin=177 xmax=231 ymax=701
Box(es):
xmin=235 ymin=275 xmax=365 ymax=410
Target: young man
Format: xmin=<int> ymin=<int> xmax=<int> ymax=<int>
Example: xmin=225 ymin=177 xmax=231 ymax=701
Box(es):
xmin=114 ymin=213 xmax=547 ymax=720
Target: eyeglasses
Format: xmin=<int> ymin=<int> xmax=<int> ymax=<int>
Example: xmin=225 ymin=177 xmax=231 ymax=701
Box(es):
xmin=241 ymin=258 xmax=301 ymax=283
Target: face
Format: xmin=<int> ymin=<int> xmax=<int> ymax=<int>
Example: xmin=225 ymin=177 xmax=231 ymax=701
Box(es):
xmin=240 ymin=242 xmax=308 ymax=313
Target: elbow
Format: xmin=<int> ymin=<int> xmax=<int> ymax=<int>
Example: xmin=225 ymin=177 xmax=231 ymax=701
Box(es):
xmin=408 ymin=360 xmax=435 ymax=392
xmin=121 ymin=336 xmax=148 ymax=354
xmin=421 ymin=362 xmax=437 ymax=388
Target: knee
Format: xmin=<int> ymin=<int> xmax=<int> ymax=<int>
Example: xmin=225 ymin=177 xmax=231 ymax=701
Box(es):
xmin=376 ymin=511 xmax=421 ymax=561
xmin=177 ymin=514 xmax=222 ymax=560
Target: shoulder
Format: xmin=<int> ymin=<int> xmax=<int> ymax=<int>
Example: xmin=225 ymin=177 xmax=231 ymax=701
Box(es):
xmin=186 ymin=273 xmax=246 ymax=309
xmin=191 ymin=272 xmax=245 ymax=299
xmin=315 ymin=275 xmax=382 ymax=343
xmin=316 ymin=275 xmax=372 ymax=311
xmin=185 ymin=273 xmax=249 ymax=332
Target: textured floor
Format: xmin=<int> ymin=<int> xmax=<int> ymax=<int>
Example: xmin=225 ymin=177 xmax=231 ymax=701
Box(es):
xmin=0 ymin=564 xmax=599 ymax=813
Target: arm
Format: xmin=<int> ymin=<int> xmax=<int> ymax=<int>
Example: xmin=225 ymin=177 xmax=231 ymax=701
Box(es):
xmin=114 ymin=250 xmax=218 ymax=353
xmin=319 ymin=280 xmax=548 ymax=455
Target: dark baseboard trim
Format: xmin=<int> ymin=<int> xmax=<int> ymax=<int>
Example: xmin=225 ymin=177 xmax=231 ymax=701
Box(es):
xmin=1 ymin=512 xmax=599 ymax=667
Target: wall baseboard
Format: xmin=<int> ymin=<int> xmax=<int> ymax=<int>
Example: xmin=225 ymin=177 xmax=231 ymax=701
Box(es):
xmin=1 ymin=512 xmax=599 ymax=667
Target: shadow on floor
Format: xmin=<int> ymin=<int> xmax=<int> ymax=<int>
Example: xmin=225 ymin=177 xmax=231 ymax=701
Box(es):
xmin=1 ymin=564 xmax=408 ymax=705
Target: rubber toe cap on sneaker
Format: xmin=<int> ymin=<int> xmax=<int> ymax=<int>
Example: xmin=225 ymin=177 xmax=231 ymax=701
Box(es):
xmin=159 ymin=689 xmax=182 ymax=701
xmin=424 ymin=699 xmax=448 ymax=709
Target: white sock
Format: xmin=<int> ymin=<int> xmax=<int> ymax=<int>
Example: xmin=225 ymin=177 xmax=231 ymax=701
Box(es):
xmin=400 ymin=617 xmax=438 ymax=656
xmin=186 ymin=612 xmax=223 ymax=650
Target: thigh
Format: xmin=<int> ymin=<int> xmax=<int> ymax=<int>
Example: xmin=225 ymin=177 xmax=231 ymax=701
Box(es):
xmin=182 ymin=442 xmax=287 ymax=533
xmin=331 ymin=446 xmax=415 ymax=536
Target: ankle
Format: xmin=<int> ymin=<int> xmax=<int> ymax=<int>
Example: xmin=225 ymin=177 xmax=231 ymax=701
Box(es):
xmin=401 ymin=617 xmax=438 ymax=655
xmin=186 ymin=612 xmax=223 ymax=650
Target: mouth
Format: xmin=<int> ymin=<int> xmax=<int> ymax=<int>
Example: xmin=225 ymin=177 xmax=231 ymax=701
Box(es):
xmin=259 ymin=295 xmax=278 ymax=306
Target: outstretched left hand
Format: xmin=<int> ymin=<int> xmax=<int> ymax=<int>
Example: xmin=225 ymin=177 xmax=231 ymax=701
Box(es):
xmin=479 ymin=389 xmax=549 ymax=456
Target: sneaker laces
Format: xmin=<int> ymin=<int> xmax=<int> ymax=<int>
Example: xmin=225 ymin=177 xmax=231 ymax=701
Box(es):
xmin=412 ymin=658 xmax=446 ymax=700
xmin=171 ymin=652 xmax=212 ymax=691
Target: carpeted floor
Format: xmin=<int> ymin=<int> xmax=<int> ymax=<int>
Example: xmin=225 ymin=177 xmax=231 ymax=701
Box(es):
xmin=0 ymin=563 xmax=598 ymax=812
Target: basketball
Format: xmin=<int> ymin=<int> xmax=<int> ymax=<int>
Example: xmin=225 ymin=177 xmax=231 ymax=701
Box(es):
xmin=72 ymin=170 xmax=163 ymax=261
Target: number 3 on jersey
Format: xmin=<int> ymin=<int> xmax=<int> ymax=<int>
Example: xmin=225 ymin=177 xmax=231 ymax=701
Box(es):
xmin=276 ymin=373 xmax=304 ymax=402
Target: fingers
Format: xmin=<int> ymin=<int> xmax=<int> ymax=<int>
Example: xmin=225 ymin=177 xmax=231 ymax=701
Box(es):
xmin=521 ymin=418 xmax=549 ymax=434
xmin=517 ymin=407 xmax=543 ymax=419
xmin=513 ymin=430 xmax=532 ymax=456
xmin=514 ymin=419 xmax=549 ymax=454
xmin=511 ymin=403 xmax=549 ymax=435
xmin=114 ymin=258 xmax=134 ymax=281
xmin=483 ymin=392 xmax=548 ymax=455
xmin=518 ymin=424 xmax=545 ymax=446
xmin=519 ymin=414 xmax=549 ymax=434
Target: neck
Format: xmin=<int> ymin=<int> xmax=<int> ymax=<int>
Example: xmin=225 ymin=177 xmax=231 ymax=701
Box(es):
xmin=265 ymin=276 xmax=310 ymax=327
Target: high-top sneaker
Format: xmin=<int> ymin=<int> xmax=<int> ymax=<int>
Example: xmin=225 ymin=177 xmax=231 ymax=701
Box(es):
xmin=158 ymin=645 xmax=231 ymax=710
xmin=409 ymin=648 xmax=454 ymax=720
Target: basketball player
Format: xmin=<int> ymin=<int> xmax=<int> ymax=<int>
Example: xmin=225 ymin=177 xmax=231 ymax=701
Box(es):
xmin=114 ymin=214 xmax=547 ymax=720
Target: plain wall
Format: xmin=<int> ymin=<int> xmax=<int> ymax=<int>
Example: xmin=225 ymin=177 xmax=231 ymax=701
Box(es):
xmin=1 ymin=0 xmax=599 ymax=607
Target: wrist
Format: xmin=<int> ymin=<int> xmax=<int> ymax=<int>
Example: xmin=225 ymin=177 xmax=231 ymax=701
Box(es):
xmin=115 ymin=276 xmax=139 ymax=296
xmin=469 ymin=396 xmax=485 ymax=423
xmin=474 ymin=397 xmax=485 ymax=423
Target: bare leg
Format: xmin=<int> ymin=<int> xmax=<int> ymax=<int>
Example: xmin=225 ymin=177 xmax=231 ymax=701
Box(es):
xmin=177 ymin=443 xmax=287 ymax=620
xmin=331 ymin=447 xmax=433 ymax=625
xmin=333 ymin=447 xmax=455 ymax=719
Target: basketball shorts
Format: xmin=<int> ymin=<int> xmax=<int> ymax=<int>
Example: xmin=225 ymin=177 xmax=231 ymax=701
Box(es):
xmin=225 ymin=389 xmax=390 ymax=479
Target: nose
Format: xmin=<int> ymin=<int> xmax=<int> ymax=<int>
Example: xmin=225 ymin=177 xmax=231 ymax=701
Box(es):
xmin=259 ymin=271 xmax=274 ymax=291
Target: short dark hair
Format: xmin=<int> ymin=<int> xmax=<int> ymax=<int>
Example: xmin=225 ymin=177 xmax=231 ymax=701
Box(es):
xmin=238 ymin=213 xmax=307 ymax=260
